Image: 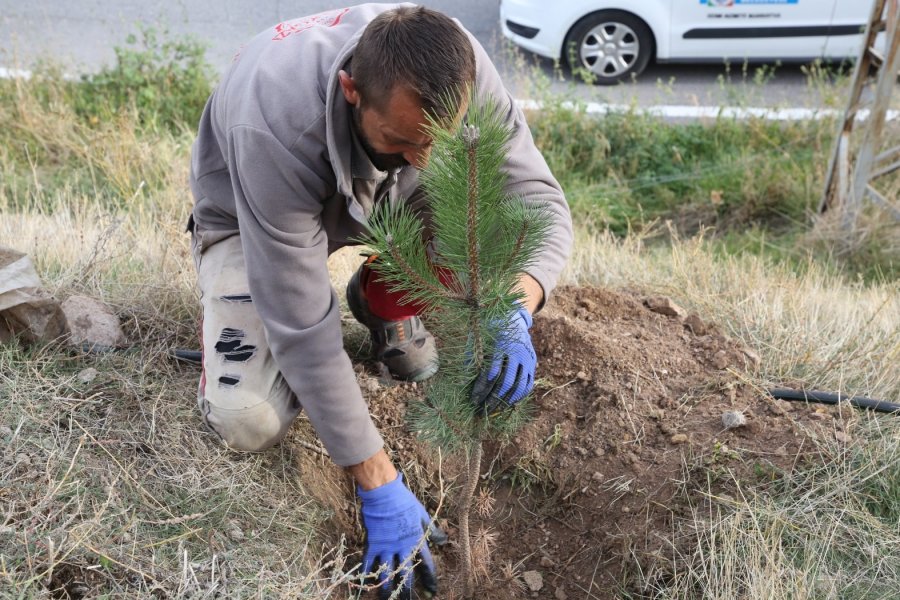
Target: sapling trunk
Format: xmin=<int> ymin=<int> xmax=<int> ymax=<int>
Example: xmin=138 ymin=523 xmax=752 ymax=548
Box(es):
xmin=362 ymin=92 xmax=551 ymax=598
xmin=459 ymin=443 xmax=483 ymax=597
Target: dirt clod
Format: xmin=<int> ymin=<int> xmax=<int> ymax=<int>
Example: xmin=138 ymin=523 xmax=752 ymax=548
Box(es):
xmin=670 ymin=434 xmax=689 ymax=444
xmin=683 ymin=313 xmax=708 ymax=335
xmin=644 ymin=296 xmax=686 ymax=318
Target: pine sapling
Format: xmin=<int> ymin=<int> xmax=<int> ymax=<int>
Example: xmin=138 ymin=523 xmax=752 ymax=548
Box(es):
xmin=363 ymin=93 xmax=551 ymax=597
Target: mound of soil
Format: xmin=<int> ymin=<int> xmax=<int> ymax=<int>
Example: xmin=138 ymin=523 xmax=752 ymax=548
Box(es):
xmin=296 ymin=286 xmax=850 ymax=599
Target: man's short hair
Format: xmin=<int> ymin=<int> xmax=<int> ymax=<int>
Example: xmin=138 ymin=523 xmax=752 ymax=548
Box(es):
xmin=353 ymin=6 xmax=476 ymax=120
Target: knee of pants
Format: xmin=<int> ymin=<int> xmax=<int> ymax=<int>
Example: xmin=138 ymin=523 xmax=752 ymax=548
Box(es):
xmin=199 ymin=387 xmax=299 ymax=452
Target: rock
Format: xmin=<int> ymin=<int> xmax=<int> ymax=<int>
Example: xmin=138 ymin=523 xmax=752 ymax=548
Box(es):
xmin=522 ymin=570 xmax=543 ymax=592
xmin=227 ymin=527 xmax=244 ymax=541
xmin=554 ymin=587 xmax=569 ymax=600
xmin=576 ymin=370 xmax=590 ymax=381
xmin=0 ymin=425 xmax=12 ymax=439
xmin=61 ymin=295 xmax=126 ymax=350
xmin=721 ymin=411 xmax=747 ymax=429
xmin=539 ymin=556 xmax=554 ymax=568
xmin=683 ymin=313 xmax=708 ymax=336
xmin=78 ymin=367 xmax=99 ymax=384
xmin=591 ymin=471 xmax=604 ymax=482
xmin=835 ymin=431 xmax=852 ymax=444
xmin=670 ymin=434 xmax=688 ymax=444
xmin=644 ymin=296 xmax=686 ymax=319
xmin=808 ymin=412 xmax=830 ymax=421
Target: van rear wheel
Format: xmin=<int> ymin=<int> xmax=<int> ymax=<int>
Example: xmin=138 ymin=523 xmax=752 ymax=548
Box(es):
xmin=564 ymin=10 xmax=653 ymax=85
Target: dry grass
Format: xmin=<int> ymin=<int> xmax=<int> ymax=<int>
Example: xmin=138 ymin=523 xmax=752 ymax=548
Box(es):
xmin=2 ymin=64 xmax=899 ymax=598
xmin=648 ymin=414 xmax=900 ymax=600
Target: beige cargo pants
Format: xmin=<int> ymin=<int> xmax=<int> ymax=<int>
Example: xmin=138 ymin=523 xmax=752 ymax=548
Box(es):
xmin=192 ymin=234 xmax=302 ymax=451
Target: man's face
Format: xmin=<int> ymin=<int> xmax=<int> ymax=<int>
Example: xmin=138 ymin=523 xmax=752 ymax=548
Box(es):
xmin=354 ymin=86 xmax=434 ymax=171
xmin=352 ymin=103 xmax=415 ymax=171
xmin=349 ymin=83 xmax=468 ymax=171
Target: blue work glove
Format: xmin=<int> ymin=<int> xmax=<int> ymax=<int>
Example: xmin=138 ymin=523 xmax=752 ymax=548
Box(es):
xmin=358 ymin=473 xmax=438 ymax=600
xmin=471 ymin=304 xmax=537 ymax=414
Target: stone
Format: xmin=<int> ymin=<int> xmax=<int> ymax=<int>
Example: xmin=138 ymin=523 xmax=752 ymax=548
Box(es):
xmin=539 ymin=556 xmax=554 ymax=568
xmin=554 ymin=587 xmax=569 ymax=600
xmin=523 ymin=570 xmax=543 ymax=592
xmin=644 ymin=296 xmax=686 ymax=319
xmin=808 ymin=412 xmax=830 ymax=421
xmin=576 ymin=370 xmax=590 ymax=381
xmin=721 ymin=411 xmax=747 ymax=429
xmin=78 ymin=367 xmax=99 ymax=384
xmin=670 ymin=434 xmax=688 ymax=444
xmin=835 ymin=431 xmax=852 ymax=444
xmin=61 ymin=295 xmax=126 ymax=350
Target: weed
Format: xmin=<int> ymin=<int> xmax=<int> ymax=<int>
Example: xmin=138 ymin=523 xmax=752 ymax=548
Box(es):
xmin=74 ymin=26 xmax=213 ymax=134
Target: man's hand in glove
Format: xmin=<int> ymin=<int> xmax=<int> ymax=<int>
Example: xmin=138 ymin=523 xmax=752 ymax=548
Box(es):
xmin=359 ymin=472 xmax=439 ymax=600
xmin=471 ymin=303 xmax=537 ymax=414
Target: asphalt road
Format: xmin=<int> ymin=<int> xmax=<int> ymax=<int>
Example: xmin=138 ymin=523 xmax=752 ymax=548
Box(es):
xmin=0 ymin=0 xmax=838 ymax=108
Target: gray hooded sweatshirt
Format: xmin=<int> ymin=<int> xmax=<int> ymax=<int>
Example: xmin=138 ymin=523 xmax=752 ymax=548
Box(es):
xmin=189 ymin=3 xmax=573 ymax=466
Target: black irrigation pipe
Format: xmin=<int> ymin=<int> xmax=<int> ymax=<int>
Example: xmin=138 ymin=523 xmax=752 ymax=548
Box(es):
xmin=769 ymin=388 xmax=900 ymax=415
xmin=172 ymin=349 xmax=203 ymax=363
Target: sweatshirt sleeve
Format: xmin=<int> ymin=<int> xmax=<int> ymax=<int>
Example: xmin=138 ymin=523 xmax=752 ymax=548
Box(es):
xmin=226 ymin=124 xmax=383 ymax=466
xmin=471 ymin=38 xmax=574 ymax=304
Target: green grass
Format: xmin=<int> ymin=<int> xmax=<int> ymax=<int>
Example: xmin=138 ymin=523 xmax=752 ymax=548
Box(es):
xmin=531 ymin=102 xmax=830 ymax=233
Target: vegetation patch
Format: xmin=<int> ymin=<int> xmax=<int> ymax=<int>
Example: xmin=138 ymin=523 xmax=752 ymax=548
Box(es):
xmin=1 ymin=34 xmax=898 ymax=598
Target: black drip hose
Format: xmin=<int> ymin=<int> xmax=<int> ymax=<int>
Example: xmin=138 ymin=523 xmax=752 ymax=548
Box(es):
xmin=169 ymin=348 xmax=899 ymax=415
xmin=769 ymin=388 xmax=900 ymax=415
xmin=172 ymin=349 xmax=203 ymax=363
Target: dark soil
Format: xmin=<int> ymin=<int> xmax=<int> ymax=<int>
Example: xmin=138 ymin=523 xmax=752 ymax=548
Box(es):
xmin=299 ymin=285 xmax=851 ymax=599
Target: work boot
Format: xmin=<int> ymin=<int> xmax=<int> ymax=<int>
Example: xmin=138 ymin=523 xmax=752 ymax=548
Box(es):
xmin=346 ymin=264 xmax=438 ymax=382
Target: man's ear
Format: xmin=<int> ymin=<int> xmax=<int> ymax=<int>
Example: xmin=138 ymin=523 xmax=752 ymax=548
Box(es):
xmin=338 ymin=70 xmax=360 ymax=106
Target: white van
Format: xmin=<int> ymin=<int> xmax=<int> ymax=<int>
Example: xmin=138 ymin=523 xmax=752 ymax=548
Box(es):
xmin=500 ymin=0 xmax=873 ymax=84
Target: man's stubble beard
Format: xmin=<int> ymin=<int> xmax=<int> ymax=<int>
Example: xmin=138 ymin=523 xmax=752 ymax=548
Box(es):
xmin=352 ymin=105 xmax=410 ymax=172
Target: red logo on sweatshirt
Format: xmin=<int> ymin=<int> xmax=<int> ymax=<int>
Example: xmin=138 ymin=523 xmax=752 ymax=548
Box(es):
xmin=272 ymin=8 xmax=350 ymax=41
